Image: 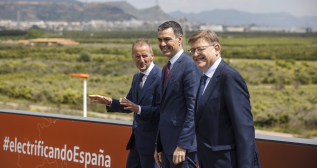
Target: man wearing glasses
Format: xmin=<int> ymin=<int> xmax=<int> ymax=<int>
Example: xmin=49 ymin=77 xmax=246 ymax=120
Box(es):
xmin=154 ymin=21 xmax=202 ymax=168
xmin=188 ymin=30 xmax=261 ymax=168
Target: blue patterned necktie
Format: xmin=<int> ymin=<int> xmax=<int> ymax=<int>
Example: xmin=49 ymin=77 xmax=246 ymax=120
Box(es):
xmin=196 ymin=75 xmax=208 ymax=112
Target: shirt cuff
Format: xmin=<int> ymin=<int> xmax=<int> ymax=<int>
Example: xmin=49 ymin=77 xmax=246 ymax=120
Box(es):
xmin=137 ymin=105 xmax=141 ymax=115
xmin=106 ymin=101 xmax=112 ymax=108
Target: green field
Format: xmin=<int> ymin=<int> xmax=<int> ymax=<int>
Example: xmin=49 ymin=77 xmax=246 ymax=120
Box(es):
xmin=0 ymin=31 xmax=317 ymax=138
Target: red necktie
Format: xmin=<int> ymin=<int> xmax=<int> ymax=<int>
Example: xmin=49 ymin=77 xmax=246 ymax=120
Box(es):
xmin=164 ymin=61 xmax=171 ymax=86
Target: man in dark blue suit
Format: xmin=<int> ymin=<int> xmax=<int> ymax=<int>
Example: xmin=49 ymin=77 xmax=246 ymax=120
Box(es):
xmin=89 ymin=39 xmax=161 ymax=168
xmin=154 ymin=21 xmax=202 ymax=168
xmin=188 ymin=30 xmax=261 ymax=168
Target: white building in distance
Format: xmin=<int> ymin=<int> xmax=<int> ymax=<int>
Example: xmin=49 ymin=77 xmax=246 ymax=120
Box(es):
xmin=200 ymin=25 xmax=223 ymax=32
xmin=226 ymin=26 xmax=245 ymax=32
xmin=250 ymin=26 xmax=286 ymax=32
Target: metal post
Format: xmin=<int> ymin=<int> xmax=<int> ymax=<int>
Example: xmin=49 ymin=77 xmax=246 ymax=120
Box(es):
xmin=69 ymin=73 xmax=89 ymax=117
xmin=83 ymin=78 xmax=87 ymax=117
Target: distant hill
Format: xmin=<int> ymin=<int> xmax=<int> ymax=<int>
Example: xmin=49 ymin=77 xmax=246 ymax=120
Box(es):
xmin=0 ymin=1 xmax=135 ymax=21
xmin=105 ymin=1 xmax=173 ymax=21
xmin=0 ymin=0 xmax=81 ymax=3
xmin=169 ymin=9 xmax=317 ymax=27
xmin=0 ymin=1 xmax=173 ymax=22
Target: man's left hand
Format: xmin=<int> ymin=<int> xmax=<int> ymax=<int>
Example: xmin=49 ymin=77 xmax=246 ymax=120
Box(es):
xmin=119 ymin=97 xmax=139 ymax=113
xmin=173 ymin=146 xmax=186 ymax=165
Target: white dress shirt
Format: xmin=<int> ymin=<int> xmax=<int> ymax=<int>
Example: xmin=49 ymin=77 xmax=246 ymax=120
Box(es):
xmin=168 ymin=49 xmax=184 ymax=70
xmin=137 ymin=62 xmax=155 ymax=114
xmin=138 ymin=62 xmax=155 ymax=89
xmin=203 ymin=57 xmax=222 ymax=94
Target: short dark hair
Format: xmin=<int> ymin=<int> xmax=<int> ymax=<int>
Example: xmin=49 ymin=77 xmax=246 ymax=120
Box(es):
xmin=157 ymin=21 xmax=183 ymax=37
xmin=132 ymin=38 xmax=153 ymax=54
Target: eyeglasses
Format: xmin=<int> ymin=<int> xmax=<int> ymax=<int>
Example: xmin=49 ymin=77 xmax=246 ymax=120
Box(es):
xmin=188 ymin=45 xmax=214 ymax=55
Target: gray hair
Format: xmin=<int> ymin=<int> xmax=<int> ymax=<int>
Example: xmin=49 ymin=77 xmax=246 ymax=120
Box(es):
xmin=132 ymin=38 xmax=153 ymax=54
xmin=157 ymin=21 xmax=183 ymax=37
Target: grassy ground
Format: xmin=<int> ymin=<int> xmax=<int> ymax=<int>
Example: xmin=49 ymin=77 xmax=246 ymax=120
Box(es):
xmin=1 ymin=32 xmax=317 ymax=138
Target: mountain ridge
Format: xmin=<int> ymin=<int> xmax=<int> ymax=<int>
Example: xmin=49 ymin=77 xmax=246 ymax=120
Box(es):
xmin=169 ymin=9 xmax=317 ymax=27
xmin=0 ymin=0 xmax=315 ymax=27
xmin=0 ymin=0 xmax=82 ymax=3
xmin=0 ymin=1 xmax=173 ymax=22
xmin=104 ymin=1 xmax=173 ymax=21
xmin=0 ymin=1 xmax=134 ymax=21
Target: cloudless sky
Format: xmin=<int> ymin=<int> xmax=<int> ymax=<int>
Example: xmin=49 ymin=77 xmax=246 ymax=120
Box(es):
xmin=80 ymin=0 xmax=317 ymax=17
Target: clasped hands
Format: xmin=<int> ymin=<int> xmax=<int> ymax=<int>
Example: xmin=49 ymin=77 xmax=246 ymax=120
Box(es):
xmin=154 ymin=146 xmax=187 ymax=168
xmin=89 ymin=95 xmax=139 ymax=113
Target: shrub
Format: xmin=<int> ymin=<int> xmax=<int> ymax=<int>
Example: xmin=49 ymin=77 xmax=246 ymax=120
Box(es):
xmin=25 ymin=29 xmax=44 ymax=39
xmin=78 ymin=52 xmax=92 ymax=62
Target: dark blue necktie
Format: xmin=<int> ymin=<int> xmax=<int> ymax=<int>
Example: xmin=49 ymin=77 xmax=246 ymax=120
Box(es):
xmin=137 ymin=73 xmax=145 ymax=100
xmin=196 ymin=75 xmax=208 ymax=112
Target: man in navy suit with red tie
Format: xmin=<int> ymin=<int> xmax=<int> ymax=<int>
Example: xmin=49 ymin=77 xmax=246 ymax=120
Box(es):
xmin=154 ymin=21 xmax=202 ymax=168
xmin=188 ymin=30 xmax=261 ymax=168
xmin=89 ymin=39 xmax=161 ymax=168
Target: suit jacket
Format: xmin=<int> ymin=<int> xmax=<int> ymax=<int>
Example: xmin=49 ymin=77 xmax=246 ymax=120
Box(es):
xmin=156 ymin=51 xmax=202 ymax=155
xmin=107 ymin=63 xmax=161 ymax=155
xmin=195 ymin=59 xmax=261 ymax=168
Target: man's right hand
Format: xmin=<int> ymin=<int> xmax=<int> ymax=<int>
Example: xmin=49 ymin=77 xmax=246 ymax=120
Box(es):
xmin=88 ymin=95 xmax=112 ymax=105
xmin=154 ymin=147 xmax=162 ymax=168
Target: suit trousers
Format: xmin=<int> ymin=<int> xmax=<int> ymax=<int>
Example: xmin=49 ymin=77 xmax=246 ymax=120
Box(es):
xmin=161 ymin=149 xmax=197 ymax=168
xmin=126 ymin=144 xmax=159 ymax=168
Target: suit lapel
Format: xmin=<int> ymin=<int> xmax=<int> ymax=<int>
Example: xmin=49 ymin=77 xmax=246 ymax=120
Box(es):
xmin=161 ymin=64 xmax=167 ymax=102
xmin=162 ymin=52 xmax=186 ymax=98
xmin=138 ymin=64 xmax=158 ymax=104
xmin=194 ymin=77 xmax=203 ymax=117
xmin=195 ymin=60 xmax=227 ymax=124
xmin=132 ymin=73 xmax=139 ymax=104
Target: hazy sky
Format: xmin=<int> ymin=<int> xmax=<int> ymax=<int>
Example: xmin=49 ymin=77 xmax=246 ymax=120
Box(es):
xmin=81 ymin=0 xmax=317 ymax=17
